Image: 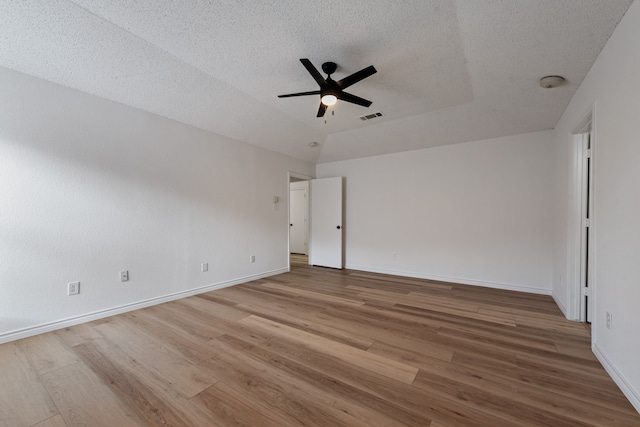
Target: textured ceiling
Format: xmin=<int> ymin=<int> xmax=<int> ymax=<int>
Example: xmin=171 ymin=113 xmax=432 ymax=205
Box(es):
xmin=0 ymin=0 xmax=634 ymax=163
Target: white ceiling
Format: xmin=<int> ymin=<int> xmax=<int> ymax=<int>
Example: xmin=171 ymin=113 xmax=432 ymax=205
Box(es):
xmin=0 ymin=0 xmax=634 ymax=163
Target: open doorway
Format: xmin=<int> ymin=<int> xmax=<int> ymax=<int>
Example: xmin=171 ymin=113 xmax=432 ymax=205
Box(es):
xmin=288 ymin=172 xmax=311 ymax=270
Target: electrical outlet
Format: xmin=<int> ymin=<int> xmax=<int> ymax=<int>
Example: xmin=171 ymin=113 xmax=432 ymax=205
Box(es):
xmin=250 ymin=255 xmax=256 ymax=263
xmin=201 ymin=262 xmax=208 ymax=272
xmin=606 ymin=312 xmax=612 ymax=330
xmin=120 ymin=270 xmax=129 ymax=282
xmin=67 ymin=282 xmax=80 ymax=296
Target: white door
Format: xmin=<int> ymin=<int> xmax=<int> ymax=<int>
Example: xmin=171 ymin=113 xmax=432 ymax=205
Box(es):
xmin=310 ymin=177 xmax=343 ymax=269
xmin=289 ymin=187 xmax=307 ymax=254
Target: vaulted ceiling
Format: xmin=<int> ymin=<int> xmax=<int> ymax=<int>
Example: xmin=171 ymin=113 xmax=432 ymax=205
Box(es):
xmin=0 ymin=1 xmax=634 ymax=163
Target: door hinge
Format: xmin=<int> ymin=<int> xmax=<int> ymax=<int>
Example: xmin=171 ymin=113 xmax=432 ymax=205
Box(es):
xmin=583 ymin=218 xmax=591 ymax=228
xmin=584 ymin=149 xmax=592 ymax=159
xmin=582 ymin=287 xmax=590 ymax=296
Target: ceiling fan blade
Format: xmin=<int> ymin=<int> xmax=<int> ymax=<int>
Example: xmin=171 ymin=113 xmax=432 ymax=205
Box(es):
xmin=278 ymin=90 xmax=321 ymax=98
xmin=337 ymin=65 xmax=377 ymax=90
xmin=317 ymin=103 xmax=327 ymax=117
xmin=300 ymin=58 xmax=326 ymax=87
xmin=337 ymin=91 xmax=372 ymax=107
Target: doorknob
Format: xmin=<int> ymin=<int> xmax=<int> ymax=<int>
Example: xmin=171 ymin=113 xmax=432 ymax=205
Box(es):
xmin=336 ymin=225 xmax=341 ymax=229
xmin=290 ymin=224 xmax=293 ymax=226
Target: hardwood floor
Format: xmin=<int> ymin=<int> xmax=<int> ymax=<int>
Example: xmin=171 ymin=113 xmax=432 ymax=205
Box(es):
xmin=2 ymin=259 xmax=639 ymax=426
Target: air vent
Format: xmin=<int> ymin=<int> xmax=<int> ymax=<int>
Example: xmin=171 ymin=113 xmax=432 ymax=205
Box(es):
xmin=359 ymin=112 xmax=384 ymax=121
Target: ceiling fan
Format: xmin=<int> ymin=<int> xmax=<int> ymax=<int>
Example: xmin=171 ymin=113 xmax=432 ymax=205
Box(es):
xmin=278 ymin=58 xmax=377 ymax=118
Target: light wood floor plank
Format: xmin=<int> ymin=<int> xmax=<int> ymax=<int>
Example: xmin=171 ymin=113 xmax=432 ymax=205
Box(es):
xmin=209 ymin=335 xmax=396 ymax=427
xmin=193 ymin=382 xmax=292 ymax=427
xmin=144 ymin=302 xmax=227 ymax=343
xmin=234 ymin=302 xmax=375 ymax=349
xmin=347 ymin=272 xmax=453 ymax=290
xmin=259 ymin=336 xmax=515 ymax=427
xmin=239 ymin=314 xmax=419 ymax=384
xmin=17 ymin=333 xmax=79 ymax=376
xmin=54 ymin=323 xmax=103 ymax=348
xmin=413 ymin=369 xmax=592 ymax=427
xmin=0 ymin=343 xmax=58 ymax=427
xmin=223 ymin=335 xmax=433 ymax=427
xmin=122 ymin=310 xmax=218 ymax=362
xmin=72 ymin=341 xmax=187 ymax=426
xmin=41 ymin=362 xmax=145 ymax=427
xmin=418 ymin=352 xmax=640 ymax=426
xmin=86 ymin=338 xmax=226 ymax=426
xmin=201 ymin=343 xmax=370 ymax=427
xmin=92 ymin=317 xmax=219 ymax=399
xmin=31 ymin=414 xmax=68 ymax=427
xmin=261 ymin=282 xmax=366 ymax=307
xmin=169 ymin=298 xmax=270 ymax=346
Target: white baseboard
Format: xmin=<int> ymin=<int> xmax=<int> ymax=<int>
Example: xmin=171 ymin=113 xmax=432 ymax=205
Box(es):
xmin=552 ymin=292 xmax=569 ymax=317
xmin=345 ymin=264 xmax=552 ymax=295
xmin=593 ymin=344 xmax=640 ymax=414
xmin=0 ymin=268 xmax=287 ymax=345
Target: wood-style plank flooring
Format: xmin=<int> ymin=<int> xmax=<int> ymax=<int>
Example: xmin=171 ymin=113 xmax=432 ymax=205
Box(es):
xmin=2 ymin=255 xmax=639 ymax=426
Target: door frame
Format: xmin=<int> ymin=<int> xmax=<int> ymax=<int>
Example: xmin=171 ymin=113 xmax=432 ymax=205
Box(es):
xmin=568 ymin=105 xmax=597 ymax=326
xmin=287 ymin=172 xmax=312 ymax=271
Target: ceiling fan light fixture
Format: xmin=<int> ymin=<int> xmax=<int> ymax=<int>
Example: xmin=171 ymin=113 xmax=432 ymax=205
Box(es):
xmin=321 ymin=94 xmax=337 ymax=106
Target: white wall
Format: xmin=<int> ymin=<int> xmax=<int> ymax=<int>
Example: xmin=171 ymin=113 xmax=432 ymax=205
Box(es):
xmin=317 ymin=130 xmax=554 ymax=294
xmin=0 ymin=67 xmax=314 ymax=342
xmin=552 ymin=0 xmax=640 ymax=411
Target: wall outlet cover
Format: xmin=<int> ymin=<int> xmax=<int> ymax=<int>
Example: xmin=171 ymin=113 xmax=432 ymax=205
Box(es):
xmin=67 ymin=281 xmax=80 ymax=295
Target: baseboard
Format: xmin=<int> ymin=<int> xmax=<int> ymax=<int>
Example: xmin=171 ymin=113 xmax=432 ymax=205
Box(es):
xmin=593 ymin=344 xmax=640 ymax=413
xmin=0 ymin=268 xmax=287 ymax=345
xmin=552 ymin=292 xmax=569 ymax=317
xmin=345 ymin=264 xmax=552 ymax=295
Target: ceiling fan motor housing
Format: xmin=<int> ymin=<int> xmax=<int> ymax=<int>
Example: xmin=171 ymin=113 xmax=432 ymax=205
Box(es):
xmin=321 ymin=61 xmax=337 ymax=75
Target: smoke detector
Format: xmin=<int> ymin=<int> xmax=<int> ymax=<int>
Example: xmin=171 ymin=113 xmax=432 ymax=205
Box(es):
xmin=539 ymin=75 xmax=565 ymax=89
